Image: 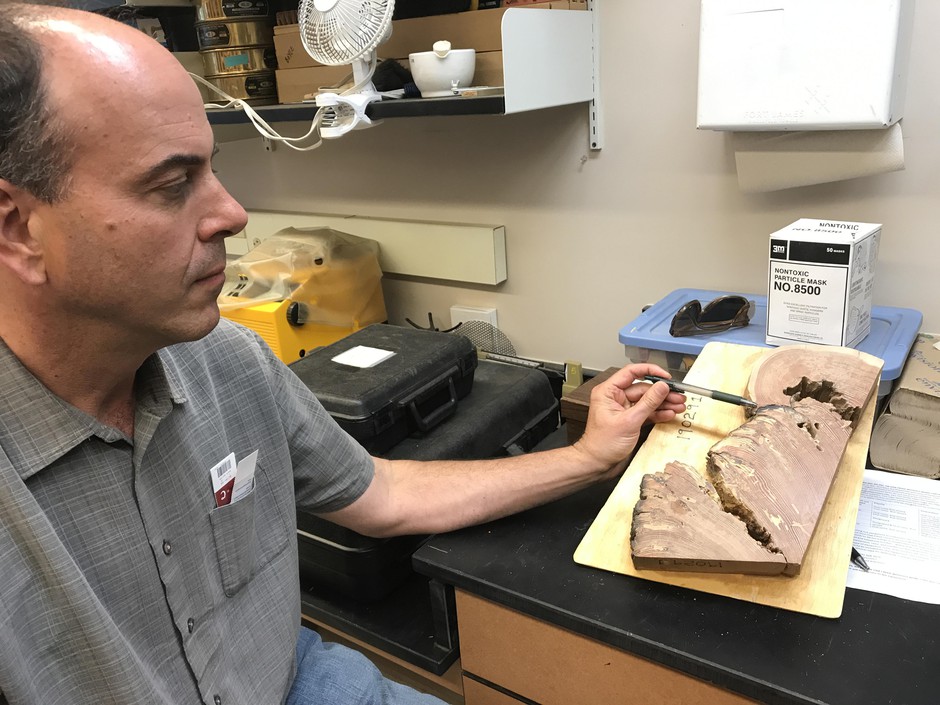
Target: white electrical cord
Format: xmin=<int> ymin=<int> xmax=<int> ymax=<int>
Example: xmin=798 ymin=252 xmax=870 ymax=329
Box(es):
xmin=190 ymin=72 xmax=325 ymax=151
xmin=189 ymin=53 xmax=382 ymax=152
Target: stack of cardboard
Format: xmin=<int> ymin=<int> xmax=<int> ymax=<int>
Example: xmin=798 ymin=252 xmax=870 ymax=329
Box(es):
xmin=273 ymin=1 xmax=586 ymax=104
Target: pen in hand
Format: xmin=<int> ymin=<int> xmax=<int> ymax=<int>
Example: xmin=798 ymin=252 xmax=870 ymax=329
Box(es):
xmin=644 ymin=375 xmax=758 ymax=409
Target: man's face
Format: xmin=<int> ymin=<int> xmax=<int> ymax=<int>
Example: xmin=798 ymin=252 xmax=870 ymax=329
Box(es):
xmin=28 ymin=23 xmax=248 ymax=350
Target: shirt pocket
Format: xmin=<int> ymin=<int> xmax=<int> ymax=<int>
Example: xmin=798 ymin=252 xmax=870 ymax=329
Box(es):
xmin=208 ymin=471 xmax=291 ymax=597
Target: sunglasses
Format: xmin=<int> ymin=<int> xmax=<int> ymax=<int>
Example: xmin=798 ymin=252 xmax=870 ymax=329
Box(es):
xmin=669 ymin=295 xmax=755 ymax=337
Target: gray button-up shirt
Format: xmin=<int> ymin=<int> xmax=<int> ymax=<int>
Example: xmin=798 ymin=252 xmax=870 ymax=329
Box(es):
xmin=0 ymin=320 xmax=374 ymax=705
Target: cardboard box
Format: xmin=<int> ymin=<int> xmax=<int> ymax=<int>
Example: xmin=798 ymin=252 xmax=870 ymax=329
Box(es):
xmin=275 ymin=66 xmax=351 ymax=103
xmin=273 ymin=1 xmax=583 ymax=96
xmin=380 ymin=2 xmax=585 ymax=59
xmin=273 ymin=24 xmax=324 ymax=69
xmin=381 ymin=7 xmax=507 ymax=57
xmin=697 ymin=0 xmax=914 ymax=130
xmin=273 ymin=2 xmax=584 ymax=69
xmin=766 ymin=219 xmax=882 ymax=347
xmin=473 ymin=50 xmax=503 ymax=86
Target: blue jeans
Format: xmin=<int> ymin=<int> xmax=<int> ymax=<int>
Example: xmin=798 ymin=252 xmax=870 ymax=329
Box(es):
xmin=286 ymin=627 xmax=448 ymax=705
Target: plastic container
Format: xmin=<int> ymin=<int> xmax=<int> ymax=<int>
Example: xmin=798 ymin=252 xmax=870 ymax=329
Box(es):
xmin=619 ymin=288 xmax=922 ymax=402
xmin=296 ymin=358 xmax=560 ymax=601
xmin=289 ymin=324 xmax=478 ymax=455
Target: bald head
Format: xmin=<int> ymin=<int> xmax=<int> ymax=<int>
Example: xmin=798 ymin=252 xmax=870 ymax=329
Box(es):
xmin=0 ymin=2 xmax=204 ymax=202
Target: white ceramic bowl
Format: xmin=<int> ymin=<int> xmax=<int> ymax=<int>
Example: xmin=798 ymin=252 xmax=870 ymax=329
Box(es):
xmin=408 ymin=45 xmax=476 ymax=98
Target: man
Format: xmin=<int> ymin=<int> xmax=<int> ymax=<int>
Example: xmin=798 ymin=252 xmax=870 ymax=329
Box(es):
xmin=0 ymin=3 xmax=686 ymax=704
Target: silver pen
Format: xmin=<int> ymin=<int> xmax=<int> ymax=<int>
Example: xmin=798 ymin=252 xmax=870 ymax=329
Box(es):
xmin=644 ymin=375 xmax=758 ymax=409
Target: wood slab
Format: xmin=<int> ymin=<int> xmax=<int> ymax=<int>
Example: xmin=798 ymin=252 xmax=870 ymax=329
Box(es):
xmin=573 ymin=342 xmax=881 ymax=618
xmin=631 ymin=345 xmax=881 ymax=576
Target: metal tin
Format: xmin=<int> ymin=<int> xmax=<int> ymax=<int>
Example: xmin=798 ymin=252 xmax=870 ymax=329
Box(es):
xmin=200 ymin=45 xmax=277 ymax=76
xmin=195 ymin=0 xmax=270 ymax=23
xmin=204 ymin=70 xmax=277 ymax=105
xmin=196 ymin=19 xmax=273 ymax=50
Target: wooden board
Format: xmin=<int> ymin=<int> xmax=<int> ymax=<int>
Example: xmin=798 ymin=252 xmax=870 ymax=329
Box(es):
xmin=573 ymin=342 xmax=880 ymax=618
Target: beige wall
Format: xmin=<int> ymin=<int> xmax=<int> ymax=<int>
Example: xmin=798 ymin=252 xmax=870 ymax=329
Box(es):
xmin=213 ymin=0 xmax=938 ymax=371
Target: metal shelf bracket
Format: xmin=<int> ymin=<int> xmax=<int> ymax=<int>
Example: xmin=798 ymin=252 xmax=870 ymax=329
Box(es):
xmin=588 ymin=0 xmax=603 ymax=151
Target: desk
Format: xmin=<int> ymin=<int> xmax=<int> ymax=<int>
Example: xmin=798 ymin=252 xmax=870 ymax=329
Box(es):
xmin=412 ymin=474 xmax=939 ymax=704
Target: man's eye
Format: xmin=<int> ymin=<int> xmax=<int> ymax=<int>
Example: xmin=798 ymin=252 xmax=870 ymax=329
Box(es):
xmin=159 ymin=177 xmax=192 ymax=199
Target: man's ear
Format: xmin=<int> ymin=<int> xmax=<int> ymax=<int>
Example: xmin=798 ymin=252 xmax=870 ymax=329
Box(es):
xmin=0 ymin=179 xmax=47 ymax=285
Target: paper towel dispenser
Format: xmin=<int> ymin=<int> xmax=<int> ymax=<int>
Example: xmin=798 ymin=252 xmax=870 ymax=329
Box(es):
xmin=697 ymin=0 xmax=915 ymax=131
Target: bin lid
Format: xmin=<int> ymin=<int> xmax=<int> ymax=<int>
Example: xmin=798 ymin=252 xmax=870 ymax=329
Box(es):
xmin=618 ymin=288 xmax=922 ymax=383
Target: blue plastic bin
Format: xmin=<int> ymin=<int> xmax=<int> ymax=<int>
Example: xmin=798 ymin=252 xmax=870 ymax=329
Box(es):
xmin=619 ymin=288 xmax=922 ymax=401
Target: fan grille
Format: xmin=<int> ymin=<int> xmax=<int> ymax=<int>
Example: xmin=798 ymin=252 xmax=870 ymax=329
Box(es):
xmin=298 ymin=0 xmax=394 ymax=66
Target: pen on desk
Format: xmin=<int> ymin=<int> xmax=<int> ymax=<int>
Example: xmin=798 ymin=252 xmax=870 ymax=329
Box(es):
xmin=644 ymin=375 xmax=758 ymax=409
xmin=851 ymin=547 xmax=870 ymax=572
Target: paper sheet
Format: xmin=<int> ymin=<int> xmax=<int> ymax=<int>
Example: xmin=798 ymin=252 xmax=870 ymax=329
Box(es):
xmin=732 ymin=123 xmax=905 ymax=192
xmin=847 ymin=469 xmax=940 ymax=604
xmin=331 ymin=345 xmax=395 ymax=368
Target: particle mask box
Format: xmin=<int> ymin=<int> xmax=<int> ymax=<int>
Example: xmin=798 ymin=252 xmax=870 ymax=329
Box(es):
xmin=766 ymin=218 xmax=881 ymax=348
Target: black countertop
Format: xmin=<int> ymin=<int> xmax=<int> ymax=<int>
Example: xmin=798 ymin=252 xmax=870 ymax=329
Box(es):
xmin=412 ymin=477 xmax=939 ymax=705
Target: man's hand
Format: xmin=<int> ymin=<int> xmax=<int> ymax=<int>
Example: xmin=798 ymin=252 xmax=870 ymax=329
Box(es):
xmin=573 ymin=363 xmax=686 ymax=479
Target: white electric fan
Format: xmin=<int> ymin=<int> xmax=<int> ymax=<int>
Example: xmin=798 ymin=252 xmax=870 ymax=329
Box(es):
xmin=297 ymin=0 xmax=396 ymax=138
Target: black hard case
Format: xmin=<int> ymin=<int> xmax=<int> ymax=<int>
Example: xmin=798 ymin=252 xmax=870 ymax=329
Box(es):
xmin=384 ymin=359 xmax=560 ymax=461
xmin=289 ymin=323 xmax=478 ymax=455
xmin=295 ymin=359 xmax=560 ymax=601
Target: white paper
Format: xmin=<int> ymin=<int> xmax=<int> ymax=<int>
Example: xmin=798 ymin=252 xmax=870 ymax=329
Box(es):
xmin=232 ymin=449 xmax=259 ymax=504
xmin=847 ymin=469 xmax=940 ymax=604
xmin=331 ymin=345 xmax=395 ymax=368
xmin=733 ymin=123 xmax=905 ymax=193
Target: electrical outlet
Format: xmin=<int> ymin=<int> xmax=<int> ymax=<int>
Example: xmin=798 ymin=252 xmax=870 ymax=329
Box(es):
xmin=450 ymin=305 xmax=498 ymax=329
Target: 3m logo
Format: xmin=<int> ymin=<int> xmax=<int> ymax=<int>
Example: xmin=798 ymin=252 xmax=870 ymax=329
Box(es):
xmin=770 ymin=239 xmax=788 ymax=259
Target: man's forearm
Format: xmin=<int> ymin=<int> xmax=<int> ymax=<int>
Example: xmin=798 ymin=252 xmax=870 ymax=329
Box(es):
xmin=321 ymin=445 xmax=612 ymax=539
xmin=318 ymin=364 xmax=684 ymax=539
xmin=377 ymin=444 xmax=614 ymax=535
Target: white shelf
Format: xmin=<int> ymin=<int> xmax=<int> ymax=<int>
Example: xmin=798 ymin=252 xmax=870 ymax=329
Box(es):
xmin=145 ymin=4 xmax=595 ymax=96
xmin=501 ymin=8 xmax=595 ymax=114
xmin=205 ymin=5 xmax=601 ymax=147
